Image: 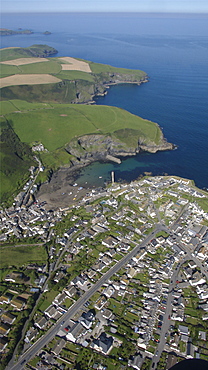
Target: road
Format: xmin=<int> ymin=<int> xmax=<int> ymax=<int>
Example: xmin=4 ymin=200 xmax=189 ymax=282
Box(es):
xmin=151 ymin=205 xmax=208 ymax=369
xmin=7 ymin=226 xmax=86 ymax=369
xmin=8 ymin=202 xmax=208 ymax=370
xmin=8 ymin=225 xmax=163 ymax=370
xmin=151 ymin=259 xmax=184 ymax=369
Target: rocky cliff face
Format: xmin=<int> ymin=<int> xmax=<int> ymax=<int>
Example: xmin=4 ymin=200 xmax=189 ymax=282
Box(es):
xmin=139 ymin=141 xmax=174 ymax=153
xmin=66 ymin=133 xmax=174 ymax=166
xmin=73 ymin=72 xmax=148 ymax=104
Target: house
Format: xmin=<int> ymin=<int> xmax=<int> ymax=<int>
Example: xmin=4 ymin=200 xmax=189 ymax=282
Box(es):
xmin=199 ymin=289 xmax=208 ymax=300
xmin=0 ymin=322 xmax=11 ymax=336
xmin=171 ymin=311 xmax=184 ymax=322
xmin=25 ymin=327 xmax=38 ymax=343
xmin=188 ymin=261 xmax=197 ymax=269
xmin=102 ymin=309 xmax=113 ymax=320
xmin=1 ymin=312 xmax=16 ymax=324
xmin=105 ymin=248 xmax=116 ymax=258
xmin=54 ymin=271 xmax=65 ymax=283
xmin=44 ymin=305 xmax=58 ymax=319
xmin=202 ymin=313 xmax=208 ymax=321
xmin=187 ymin=341 xmax=194 ymax=358
xmin=64 ymin=227 xmax=78 ymax=238
xmin=53 ymin=292 xmax=68 ymax=306
xmin=0 ymin=293 xmax=13 ymax=305
xmin=178 ymin=325 xmax=189 ymax=336
xmin=198 ymin=331 xmax=206 ymax=341
xmin=180 ymin=334 xmax=189 ymax=343
xmin=86 ymin=269 xmax=97 ymax=280
xmin=65 ymin=286 xmax=77 ymax=297
xmin=190 ymin=271 xmax=206 ymax=286
xmin=10 ymin=297 xmax=25 ymax=311
xmin=102 ymin=236 xmax=118 ymax=248
xmin=66 ymin=322 xmax=86 ymax=343
xmin=103 ymin=285 xmax=115 ymax=298
xmin=95 ymin=296 xmax=107 ymax=310
xmin=35 ymin=316 xmax=48 ymax=330
xmin=34 ymin=275 xmax=47 ymax=287
xmin=79 ymin=310 xmax=95 ymax=329
xmin=128 ymin=353 xmax=143 ymax=370
xmin=100 ymin=255 xmax=112 ymax=265
xmin=51 ymin=338 xmax=66 ymax=356
xmin=93 ymin=332 xmax=114 ymax=354
xmin=0 ymin=337 xmax=8 ymax=352
xmin=71 ymin=275 xmax=89 ymax=290
xmin=197 ymin=246 xmax=207 ymax=260
xmin=91 ymin=224 xmax=108 ymax=233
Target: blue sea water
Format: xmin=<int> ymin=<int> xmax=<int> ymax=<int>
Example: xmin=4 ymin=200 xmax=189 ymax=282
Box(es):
xmin=1 ymin=13 xmax=208 ymax=189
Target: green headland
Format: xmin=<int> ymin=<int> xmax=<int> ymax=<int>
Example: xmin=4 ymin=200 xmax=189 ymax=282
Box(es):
xmin=0 ymin=45 xmax=173 ymax=206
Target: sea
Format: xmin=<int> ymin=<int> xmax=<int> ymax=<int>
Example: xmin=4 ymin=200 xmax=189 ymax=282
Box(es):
xmin=1 ymin=12 xmax=208 ymax=189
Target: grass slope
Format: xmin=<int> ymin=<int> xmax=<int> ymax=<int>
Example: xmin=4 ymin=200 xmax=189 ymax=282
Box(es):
xmin=0 ymin=244 xmax=47 ymax=268
xmin=89 ymin=60 xmax=146 ymax=79
xmin=1 ymin=102 xmax=161 ymax=151
xmin=0 ymin=101 xmax=162 ymax=203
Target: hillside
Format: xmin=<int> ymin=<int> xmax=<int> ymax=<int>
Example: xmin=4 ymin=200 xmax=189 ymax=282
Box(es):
xmin=0 ymin=44 xmax=57 ymax=61
xmin=0 ymin=45 xmax=173 ymax=205
xmin=0 ymin=100 xmax=173 ymax=204
xmin=0 ymin=45 xmax=147 ymax=103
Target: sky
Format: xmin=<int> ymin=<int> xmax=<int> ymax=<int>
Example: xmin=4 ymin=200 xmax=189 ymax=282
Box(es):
xmin=1 ymin=0 xmax=208 ymax=14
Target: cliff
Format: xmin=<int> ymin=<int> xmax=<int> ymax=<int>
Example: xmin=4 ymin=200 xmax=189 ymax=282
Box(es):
xmin=76 ymin=72 xmax=148 ymax=104
xmin=66 ymin=132 xmax=174 ymax=166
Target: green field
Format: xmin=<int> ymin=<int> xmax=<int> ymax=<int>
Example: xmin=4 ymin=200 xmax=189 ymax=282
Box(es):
xmin=18 ymin=60 xmax=62 ymax=75
xmin=55 ymin=70 xmax=96 ymax=82
xmin=0 ymin=64 xmax=20 ymax=78
xmin=0 ymin=245 xmax=47 ymax=268
xmin=0 ymin=99 xmax=52 ymax=114
xmin=89 ymin=60 xmax=146 ymax=78
xmin=0 ymin=100 xmax=18 ymax=115
xmin=1 ymin=102 xmax=161 ymax=152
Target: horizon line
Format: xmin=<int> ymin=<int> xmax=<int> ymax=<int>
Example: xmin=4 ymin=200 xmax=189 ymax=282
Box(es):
xmin=1 ymin=11 xmax=208 ymax=15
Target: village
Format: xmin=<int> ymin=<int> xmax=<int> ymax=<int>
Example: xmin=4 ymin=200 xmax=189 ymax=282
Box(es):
xmin=0 ymin=175 xmax=208 ymax=369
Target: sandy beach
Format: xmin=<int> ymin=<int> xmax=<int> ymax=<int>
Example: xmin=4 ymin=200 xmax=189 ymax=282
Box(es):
xmin=36 ymin=165 xmax=91 ymax=210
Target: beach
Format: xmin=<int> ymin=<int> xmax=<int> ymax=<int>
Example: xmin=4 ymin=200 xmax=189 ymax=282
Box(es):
xmin=36 ymin=165 xmax=92 ymax=209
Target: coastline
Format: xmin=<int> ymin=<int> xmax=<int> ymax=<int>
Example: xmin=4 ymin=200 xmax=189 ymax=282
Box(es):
xmin=36 ymin=139 xmax=175 ymax=210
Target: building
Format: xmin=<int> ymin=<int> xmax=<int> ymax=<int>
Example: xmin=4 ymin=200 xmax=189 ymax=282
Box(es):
xmin=93 ymin=332 xmax=114 ymax=354
xmin=1 ymin=312 xmax=16 ymax=324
